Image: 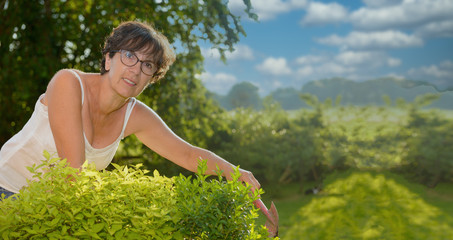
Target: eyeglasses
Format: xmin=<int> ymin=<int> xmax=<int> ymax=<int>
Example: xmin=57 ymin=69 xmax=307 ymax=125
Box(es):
xmin=111 ymin=50 xmax=156 ymax=76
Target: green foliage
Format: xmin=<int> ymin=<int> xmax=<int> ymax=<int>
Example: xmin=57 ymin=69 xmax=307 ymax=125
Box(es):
xmin=322 ymin=106 xmax=408 ymax=170
xmin=397 ymin=101 xmax=453 ymax=187
xmin=214 ymin=92 xmax=453 ymax=193
xmin=286 ymin=171 xmax=453 ymax=240
xmin=174 ymin=161 xmax=271 ymax=239
xmin=215 ymin=103 xmax=295 ymax=188
xmin=214 ymin=98 xmax=329 ymax=196
xmin=413 ymin=93 xmax=441 ymax=108
xmin=0 ymin=152 xmax=272 ymax=239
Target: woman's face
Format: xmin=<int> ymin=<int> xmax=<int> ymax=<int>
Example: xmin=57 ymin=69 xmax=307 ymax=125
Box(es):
xmin=105 ymin=49 xmax=157 ymax=98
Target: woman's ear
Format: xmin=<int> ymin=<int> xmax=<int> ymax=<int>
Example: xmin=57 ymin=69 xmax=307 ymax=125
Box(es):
xmin=105 ymin=53 xmax=111 ymax=71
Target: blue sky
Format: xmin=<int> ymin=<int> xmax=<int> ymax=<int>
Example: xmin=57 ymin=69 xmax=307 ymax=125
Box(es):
xmin=197 ymin=0 xmax=453 ymax=95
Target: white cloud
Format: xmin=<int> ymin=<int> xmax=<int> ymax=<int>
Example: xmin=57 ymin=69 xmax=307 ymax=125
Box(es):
xmin=321 ymin=62 xmax=355 ymax=75
xmin=415 ymin=20 xmax=453 ymax=38
xmin=256 ymin=57 xmax=292 ymax=75
xmin=408 ymin=60 xmax=453 ymax=87
xmin=294 ymin=50 xmax=402 ymax=81
xmin=335 ymin=51 xmax=377 ymax=66
xmin=228 ymin=0 xmax=308 ymax=21
xmin=201 ymin=44 xmax=254 ymax=61
xmin=227 ymin=45 xmax=255 ymax=60
xmin=295 ymin=55 xmax=326 ymax=65
xmin=385 ymin=73 xmax=406 ymax=80
xmin=387 ymin=58 xmax=402 ymax=67
xmin=297 ymin=65 xmax=314 ymax=76
xmin=271 ymin=80 xmax=284 ymax=89
xmin=350 ymin=0 xmax=453 ymax=30
xmin=201 ymin=47 xmax=221 ymax=60
xmin=301 ymin=1 xmax=348 ymax=25
xmin=198 ymin=72 xmax=238 ymax=95
xmin=335 ymin=51 xmax=401 ymax=68
xmin=289 ymin=0 xmax=309 ymax=8
xmin=362 ymin=0 xmax=403 ymax=8
xmin=317 ymin=30 xmax=423 ymax=50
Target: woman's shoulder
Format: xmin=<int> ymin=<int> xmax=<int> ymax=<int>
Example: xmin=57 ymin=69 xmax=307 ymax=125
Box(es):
xmin=125 ymin=99 xmax=165 ymax=135
xmin=49 ymin=69 xmax=83 ymax=83
xmin=45 ymin=69 xmax=86 ymax=102
xmin=55 ymin=68 xmax=93 ymax=79
xmin=49 ymin=68 xmax=102 ymax=88
xmin=131 ymin=99 xmax=157 ymax=116
xmin=47 ymin=69 xmax=78 ymax=91
xmin=57 ymin=68 xmax=103 ymax=78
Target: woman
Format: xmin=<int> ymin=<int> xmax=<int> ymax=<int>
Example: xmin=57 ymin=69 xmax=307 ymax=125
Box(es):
xmin=0 ymin=21 xmax=260 ymax=199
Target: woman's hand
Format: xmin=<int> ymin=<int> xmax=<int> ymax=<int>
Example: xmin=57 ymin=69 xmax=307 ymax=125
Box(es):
xmin=238 ymin=168 xmax=261 ymax=194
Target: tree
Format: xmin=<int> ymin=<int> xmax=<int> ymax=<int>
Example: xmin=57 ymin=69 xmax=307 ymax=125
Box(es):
xmin=269 ymin=87 xmax=305 ymax=110
xmin=225 ymin=81 xmax=262 ymax=110
xmin=0 ymin=0 xmax=257 ymax=174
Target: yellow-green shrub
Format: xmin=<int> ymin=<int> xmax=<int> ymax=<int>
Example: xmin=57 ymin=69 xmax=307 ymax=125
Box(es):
xmin=0 ymin=152 xmax=272 ymax=239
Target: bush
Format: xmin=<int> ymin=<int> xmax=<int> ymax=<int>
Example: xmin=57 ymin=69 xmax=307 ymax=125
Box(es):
xmin=215 ymin=107 xmax=292 ymax=188
xmin=0 ymin=152 xmax=273 ymax=239
xmin=215 ymin=104 xmax=327 ymax=192
xmin=174 ymin=163 xmax=268 ymax=239
xmin=400 ymin=109 xmax=453 ymax=187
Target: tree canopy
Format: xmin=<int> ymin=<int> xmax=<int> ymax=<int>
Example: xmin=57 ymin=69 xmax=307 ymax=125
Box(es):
xmin=221 ymin=81 xmax=262 ymax=110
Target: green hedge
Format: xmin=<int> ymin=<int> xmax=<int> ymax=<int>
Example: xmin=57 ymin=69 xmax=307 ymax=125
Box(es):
xmin=0 ymin=152 xmax=274 ymax=239
xmin=215 ymin=102 xmax=453 ymax=191
xmin=399 ymin=108 xmax=453 ymax=187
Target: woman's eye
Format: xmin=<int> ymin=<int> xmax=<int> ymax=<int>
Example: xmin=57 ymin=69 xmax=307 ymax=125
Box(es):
xmin=144 ymin=62 xmax=153 ymax=69
xmin=125 ymin=51 xmax=135 ymax=59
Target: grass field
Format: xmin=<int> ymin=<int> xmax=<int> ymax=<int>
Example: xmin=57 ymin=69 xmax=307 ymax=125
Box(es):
xmin=257 ymin=171 xmax=453 ymax=239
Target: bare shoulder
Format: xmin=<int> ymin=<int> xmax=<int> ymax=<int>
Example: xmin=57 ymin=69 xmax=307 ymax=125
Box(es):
xmin=44 ymin=69 xmax=84 ymax=105
xmin=130 ymin=100 xmax=163 ymax=124
xmin=47 ymin=69 xmax=82 ymax=88
xmin=126 ymin=100 xmax=167 ymax=135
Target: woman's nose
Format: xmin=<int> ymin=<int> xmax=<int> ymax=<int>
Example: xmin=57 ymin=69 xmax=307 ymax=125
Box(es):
xmin=128 ymin=62 xmax=142 ymax=75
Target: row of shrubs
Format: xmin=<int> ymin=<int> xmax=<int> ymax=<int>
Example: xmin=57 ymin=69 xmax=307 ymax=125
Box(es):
xmin=0 ymin=153 xmax=275 ymax=239
xmin=213 ymin=94 xmax=453 ymax=194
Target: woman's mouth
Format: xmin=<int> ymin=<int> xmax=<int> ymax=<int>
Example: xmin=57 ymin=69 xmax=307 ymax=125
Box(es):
xmin=123 ymin=78 xmax=137 ymax=86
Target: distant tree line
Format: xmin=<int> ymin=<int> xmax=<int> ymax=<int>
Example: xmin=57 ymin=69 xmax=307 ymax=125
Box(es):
xmin=210 ymin=78 xmax=453 ymax=110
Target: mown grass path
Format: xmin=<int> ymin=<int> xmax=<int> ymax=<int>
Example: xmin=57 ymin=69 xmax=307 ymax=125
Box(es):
xmin=260 ymin=170 xmax=453 ymax=239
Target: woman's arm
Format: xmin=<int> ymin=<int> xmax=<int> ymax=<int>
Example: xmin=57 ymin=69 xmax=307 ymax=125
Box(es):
xmin=128 ymin=101 xmax=261 ymax=192
xmin=45 ymin=70 xmax=85 ymax=168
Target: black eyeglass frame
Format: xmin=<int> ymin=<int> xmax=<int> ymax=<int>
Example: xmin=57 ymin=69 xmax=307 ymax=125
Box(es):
xmin=110 ymin=50 xmax=156 ymax=76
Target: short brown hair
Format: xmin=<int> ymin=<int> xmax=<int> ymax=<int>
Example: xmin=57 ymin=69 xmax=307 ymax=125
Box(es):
xmin=100 ymin=21 xmax=176 ymax=83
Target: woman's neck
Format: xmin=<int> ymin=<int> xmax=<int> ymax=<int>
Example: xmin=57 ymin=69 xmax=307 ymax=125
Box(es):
xmin=88 ymin=74 xmax=130 ymax=116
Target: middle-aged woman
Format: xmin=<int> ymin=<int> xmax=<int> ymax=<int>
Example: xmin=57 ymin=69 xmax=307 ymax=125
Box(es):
xmin=0 ymin=21 xmax=261 ymax=198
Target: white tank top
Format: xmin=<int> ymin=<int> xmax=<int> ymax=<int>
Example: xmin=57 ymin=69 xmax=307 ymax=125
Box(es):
xmin=0 ymin=70 xmax=137 ymax=193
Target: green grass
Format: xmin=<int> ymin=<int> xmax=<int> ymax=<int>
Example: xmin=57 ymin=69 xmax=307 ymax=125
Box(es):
xmin=256 ymin=183 xmax=318 ymax=238
xmin=424 ymin=182 xmax=453 ymax=216
xmin=257 ymin=171 xmax=453 ymax=239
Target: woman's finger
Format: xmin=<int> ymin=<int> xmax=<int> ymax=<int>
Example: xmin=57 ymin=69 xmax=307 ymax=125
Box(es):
xmin=240 ymin=170 xmax=261 ymax=193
